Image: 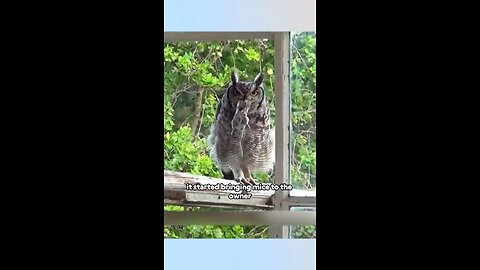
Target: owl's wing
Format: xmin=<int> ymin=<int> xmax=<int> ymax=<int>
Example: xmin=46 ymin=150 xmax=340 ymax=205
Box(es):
xmin=215 ymin=86 xmax=230 ymax=120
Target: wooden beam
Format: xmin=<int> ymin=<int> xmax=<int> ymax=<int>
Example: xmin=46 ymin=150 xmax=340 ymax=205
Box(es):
xmin=164 ymin=170 xmax=316 ymax=210
xmin=164 ymin=170 xmax=274 ymax=209
xmin=270 ymin=32 xmax=292 ymax=238
xmin=164 ymin=32 xmax=274 ymax=43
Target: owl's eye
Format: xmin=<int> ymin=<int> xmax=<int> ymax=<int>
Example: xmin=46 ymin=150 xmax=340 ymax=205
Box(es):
xmin=251 ymin=90 xmax=259 ymax=96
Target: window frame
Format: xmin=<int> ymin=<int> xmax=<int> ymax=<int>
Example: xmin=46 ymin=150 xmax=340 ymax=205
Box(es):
xmin=163 ymin=31 xmax=316 ymax=239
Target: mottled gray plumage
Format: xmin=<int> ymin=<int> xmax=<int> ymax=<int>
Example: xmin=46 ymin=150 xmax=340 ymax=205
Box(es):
xmin=207 ymin=71 xmax=275 ymax=185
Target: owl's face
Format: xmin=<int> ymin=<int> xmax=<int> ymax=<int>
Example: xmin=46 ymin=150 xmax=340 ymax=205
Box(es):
xmin=227 ymin=72 xmax=265 ymax=113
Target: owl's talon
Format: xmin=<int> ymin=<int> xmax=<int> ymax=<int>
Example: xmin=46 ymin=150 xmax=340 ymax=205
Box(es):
xmin=234 ymin=177 xmax=243 ymax=183
xmin=246 ymin=178 xmax=257 ymax=185
xmin=235 ymin=177 xmax=251 ymax=186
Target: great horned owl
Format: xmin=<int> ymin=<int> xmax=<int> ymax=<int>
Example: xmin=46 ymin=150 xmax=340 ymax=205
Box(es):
xmin=207 ymin=71 xmax=275 ymax=185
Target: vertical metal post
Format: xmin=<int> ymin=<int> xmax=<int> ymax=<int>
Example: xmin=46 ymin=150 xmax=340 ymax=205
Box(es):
xmin=269 ymin=32 xmax=291 ymax=239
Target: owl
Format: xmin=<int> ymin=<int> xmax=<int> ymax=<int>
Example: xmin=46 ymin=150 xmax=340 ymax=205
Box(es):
xmin=207 ymin=71 xmax=275 ymax=185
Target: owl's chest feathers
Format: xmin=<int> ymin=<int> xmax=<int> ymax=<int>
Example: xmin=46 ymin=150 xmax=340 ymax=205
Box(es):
xmin=216 ymin=122 xmax=272 ymax=162
xmin=219 ymin=115 xmax=269 ymax=139
xmin=215 ymin=105 xmax=271 ymax=155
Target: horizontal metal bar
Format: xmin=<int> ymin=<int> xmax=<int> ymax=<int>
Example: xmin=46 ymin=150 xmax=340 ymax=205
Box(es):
xmin=285 ymin=189 xmax=316 ymax=208
xmin=164 ymin=32 xmax=274 ymax=43
xmin=289 ymin=189 xmax=316 ymax=197
xmin=164 ymin=211 xmax=316 ymax=225
xmin=286 ymin=195 xmax=316 ymax=208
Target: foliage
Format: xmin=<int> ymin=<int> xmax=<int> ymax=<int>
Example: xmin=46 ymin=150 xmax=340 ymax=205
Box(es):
xmin=164 ymin=206 xmax=269 ymax=239
xmin=164 ymin=32 xmax=316 ymax=239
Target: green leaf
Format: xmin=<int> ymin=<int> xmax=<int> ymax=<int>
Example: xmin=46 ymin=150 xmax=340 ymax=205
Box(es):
xmin=214 ymin=228 xmax=223 ymax=238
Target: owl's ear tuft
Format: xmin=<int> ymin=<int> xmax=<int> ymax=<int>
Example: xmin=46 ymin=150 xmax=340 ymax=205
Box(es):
xmin=231 ymin=72 xmax=239 ymax=85
xmin=254 ymin=73 xmax=264 ymax=87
